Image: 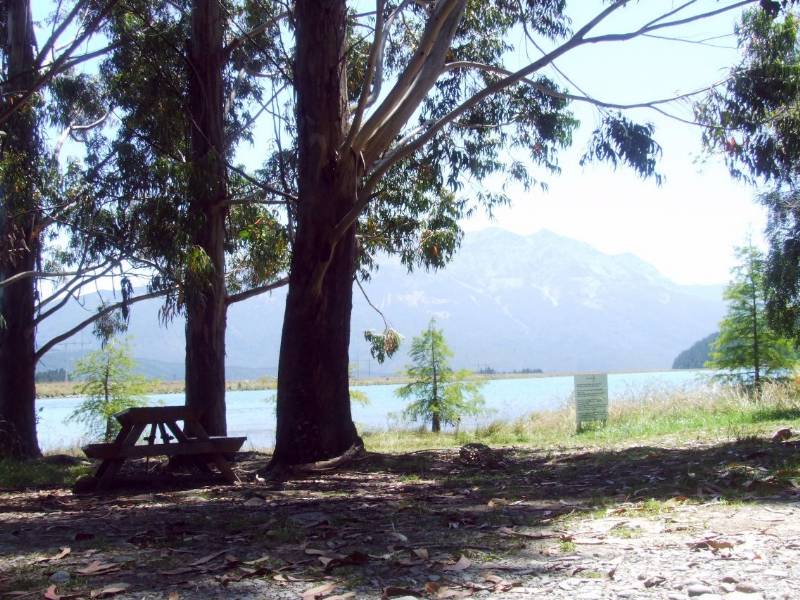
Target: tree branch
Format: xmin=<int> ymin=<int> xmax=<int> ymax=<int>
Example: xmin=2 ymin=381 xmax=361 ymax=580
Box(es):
xmin=222 ymin=11 xmax=288 ymax=59
xmin=225 ymin=276 xmax=288 ymax=305
xmin=345 ymin=0 xmax=386 ymax=152
xmin=443 ymin=60 xmax=720 ymax=112
xmin=0 ymin=264 xmax=109 ymax=290
xmin=583 ymin=0 xmax=756 ymax=45
xmin=351 ymin=0 xmax=467 ymax=152
xmin=35 ymin=288 xmax=173 ymax=362
xmin=0 ymin=0 xmax=122 ymax=127
xmin=35 ymin=261 xmax=121 ymax=324
xmin=34 ymin=0 xmax=91 ymax=70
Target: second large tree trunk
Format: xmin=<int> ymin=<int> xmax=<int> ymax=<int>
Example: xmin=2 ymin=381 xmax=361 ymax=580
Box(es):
xmin=0 ymin=0 xmax=41 ymax=459
xmin=184 ymin=0 xmax=228 ymax=435
xmin=270 ymin=0 xmax=362 ymax=467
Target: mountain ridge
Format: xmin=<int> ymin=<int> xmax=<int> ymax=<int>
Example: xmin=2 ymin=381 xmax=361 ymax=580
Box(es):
xmin=36 ymin=228 xmax=725 ymax=378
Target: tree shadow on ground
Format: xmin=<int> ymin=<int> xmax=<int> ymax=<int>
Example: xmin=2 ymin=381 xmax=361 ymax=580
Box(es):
xmin=1 ymin=437 xmax=798 ymax=597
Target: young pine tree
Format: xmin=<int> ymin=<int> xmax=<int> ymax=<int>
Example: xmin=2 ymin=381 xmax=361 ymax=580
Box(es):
xmin=706 ymin=243 xmax=796 ymax=387
xmin=397 ymin=320 xmax=484 ymax=433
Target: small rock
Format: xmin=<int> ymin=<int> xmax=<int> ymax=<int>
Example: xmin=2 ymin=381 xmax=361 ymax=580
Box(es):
xmin=695 ymin=595 xmax=723 ymax=600
xmin=763 ymin=570 xmax=788 ymax=578
xmin=725 ymin=592 xmax=765 ymax=600
xmin=49 ymin=570 xmax=70 ymax=584
xmin=242 ymin=496 xmax=265 ymax=507
xmin=721 ymin=583 xmax=736 ymax=593
xmin=669 ymin=594 xmax=685 ymax=600
xmin=722 ymin=576 xmax=739 ymax=584
xmin=688 ymin=584 xmax=715 ymax=596
xmin=736 ymin=584 xmax=761 ymax=594
xmin=771 ymin=427 xmax=792 ymax=442
xmin=644 ymin=576 xmax=667 ymax=588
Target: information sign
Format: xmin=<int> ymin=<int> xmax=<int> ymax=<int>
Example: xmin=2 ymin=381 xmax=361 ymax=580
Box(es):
xmin=574 ymin=373 xmax=608 ymax=431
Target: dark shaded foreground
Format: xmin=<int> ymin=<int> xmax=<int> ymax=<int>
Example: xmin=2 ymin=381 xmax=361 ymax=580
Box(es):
xmin=1 ymin=437 xmax=798 ymax=598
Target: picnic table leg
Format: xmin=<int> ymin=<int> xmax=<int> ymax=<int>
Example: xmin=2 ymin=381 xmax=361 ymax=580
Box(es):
xmin=189 ymin=422 xmax=238 ymax=483
xmin=95 ymin=423 xmax=146 ymax=490
xmin=165 ymin=420 xmax=213 ymax=474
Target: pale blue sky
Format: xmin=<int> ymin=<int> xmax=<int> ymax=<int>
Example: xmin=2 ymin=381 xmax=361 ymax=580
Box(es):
xmin=463 ymin=2 xmax=767 ymax=285
xmin=31 ymin=0 xmax=769 ymax=286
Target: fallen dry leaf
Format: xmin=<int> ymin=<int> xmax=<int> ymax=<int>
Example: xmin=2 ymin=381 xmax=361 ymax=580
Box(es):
xmin=301 ymin=581 xmax=336 ymax=599
xmin=42 ymin=587 xmax=81 ymax=600
xmin=688 ymin=538 xmax=735 ymax=551
xmin=89 ymin=583 xmax=131 ymax=598
xmin=35 ymin=547 xmax=71 ymax=563
xmin=412 ymin=548 xmax=429 ymax=560
xmin=382 ymin=586 xmax=422 ymax=598
xmin=436 ymin=587 xmax=471 ymax=599
xmin=425 ymin=581 xmax=440 ymax=594
xmin=76 ymin=561 xmax=120 ymax=576
xmin=497 ymin=527 xmax=557 ymax=540
xmin=324 ymin=551 xmax=369 ymax=573
xmin=388 ymin=531 xmax=408 ymax=543
xmin=443 ymin=555 xmax=471 ymax=571
xmin=158 ymin=567 xmax=197 ymax=576
xmin=44 ymin=586 xmax=61 ymax=600
xmin=188 ymin=549 xmax=229 ymax=567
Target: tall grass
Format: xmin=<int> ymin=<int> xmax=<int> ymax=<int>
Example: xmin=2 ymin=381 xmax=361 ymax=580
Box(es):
xmin=362 ymin=381 xmax=800 ymax=452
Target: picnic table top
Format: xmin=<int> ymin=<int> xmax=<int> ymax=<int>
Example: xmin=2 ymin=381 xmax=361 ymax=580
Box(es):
xmin=115 ymin=405 xmax=198 ymax=425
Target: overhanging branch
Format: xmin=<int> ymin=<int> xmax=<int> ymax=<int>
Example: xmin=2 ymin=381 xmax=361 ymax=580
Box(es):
xmin=225 ymin=276 xmax=288 ymax=305
xmin=35 ymin=288 xmax=173 ymax=362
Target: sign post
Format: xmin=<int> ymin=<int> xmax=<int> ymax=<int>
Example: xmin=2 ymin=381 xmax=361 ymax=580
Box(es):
xmin=574 ymin=373 xmax=608 ymax=432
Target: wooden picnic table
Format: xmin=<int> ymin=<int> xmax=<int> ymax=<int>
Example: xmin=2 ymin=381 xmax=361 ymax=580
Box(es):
xmin=81 ymin=406 xmax=246 ymax=490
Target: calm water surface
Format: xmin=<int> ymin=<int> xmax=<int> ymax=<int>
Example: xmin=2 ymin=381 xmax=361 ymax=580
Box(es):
xmin=37 ymin=370 xmax=712 ymax=452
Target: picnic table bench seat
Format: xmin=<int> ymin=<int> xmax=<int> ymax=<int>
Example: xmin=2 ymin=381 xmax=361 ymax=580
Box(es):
xmin=79 ymin=406 xmax=246 ymax=491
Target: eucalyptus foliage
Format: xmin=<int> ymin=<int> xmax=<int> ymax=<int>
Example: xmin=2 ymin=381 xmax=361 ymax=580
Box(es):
xmin=697 ymin=7 xmax=800 ymax=338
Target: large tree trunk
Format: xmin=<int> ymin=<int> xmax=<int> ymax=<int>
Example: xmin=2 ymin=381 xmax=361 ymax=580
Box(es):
xmin=184 ymin=0 xmax=228 ymax=435
xmin=0 ymin=0 xmax=41 ymax=459
xmin=270 ymin=0 xmax=362 ymax=467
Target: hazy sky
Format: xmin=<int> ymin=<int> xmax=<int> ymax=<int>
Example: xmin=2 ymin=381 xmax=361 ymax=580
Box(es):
xmin=32 ymin=1 xmax=768 ymax=287
xmin=462 ymin=2 xmax=767 ymax=286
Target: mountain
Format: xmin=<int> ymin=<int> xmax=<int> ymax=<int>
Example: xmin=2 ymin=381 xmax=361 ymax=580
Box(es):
xmin=35 ymin=228 xmax=725 ymax=378
xmin=672 ymin=333 xmax=719 ymax=369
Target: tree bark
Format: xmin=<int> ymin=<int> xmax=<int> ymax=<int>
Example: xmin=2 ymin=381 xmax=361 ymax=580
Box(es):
xmin=0 ymin=0 xmax=41 ymax=459
xmin=270 ymin=0 xmax=362 ymax=467
xmin=184 ymin=0 xmax=228 ymax=435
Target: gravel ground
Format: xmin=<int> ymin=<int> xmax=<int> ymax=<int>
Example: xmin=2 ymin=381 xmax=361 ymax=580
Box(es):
xmin=2 ymin=439 xmax=799 ymax=599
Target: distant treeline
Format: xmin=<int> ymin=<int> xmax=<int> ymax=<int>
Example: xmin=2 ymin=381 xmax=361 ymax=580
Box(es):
xmin=477 ymin=367 xmax=543 ymax=375
xmin=672 ymin=333 xmax=718 ymax=369
xmin=35 ymin=368 xmax=68 ymax=383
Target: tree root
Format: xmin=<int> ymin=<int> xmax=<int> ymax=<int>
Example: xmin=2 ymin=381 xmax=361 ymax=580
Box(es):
xmin=257 ymin=441 xmax=366 ymax=481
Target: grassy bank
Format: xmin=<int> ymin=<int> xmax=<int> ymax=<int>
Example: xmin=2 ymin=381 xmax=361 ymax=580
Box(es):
xmin=12 ymin=380 xmax=798 ymax=489
xmin=36 ymin=376 xmax=280 ymax=398
xmin=362 ymin=381 xmax=800 ymax=452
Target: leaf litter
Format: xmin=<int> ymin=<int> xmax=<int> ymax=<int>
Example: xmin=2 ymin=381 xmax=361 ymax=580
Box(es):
xmin=1 ymin=438 xmax=800 ymax=598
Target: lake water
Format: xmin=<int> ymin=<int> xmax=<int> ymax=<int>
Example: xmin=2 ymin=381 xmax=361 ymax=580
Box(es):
xmin=37 ymin=370 xmax=713 ymax=452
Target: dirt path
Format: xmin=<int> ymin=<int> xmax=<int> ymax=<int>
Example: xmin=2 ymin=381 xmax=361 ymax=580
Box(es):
xmin=1 ymin=437 xmax=798 ymax=599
